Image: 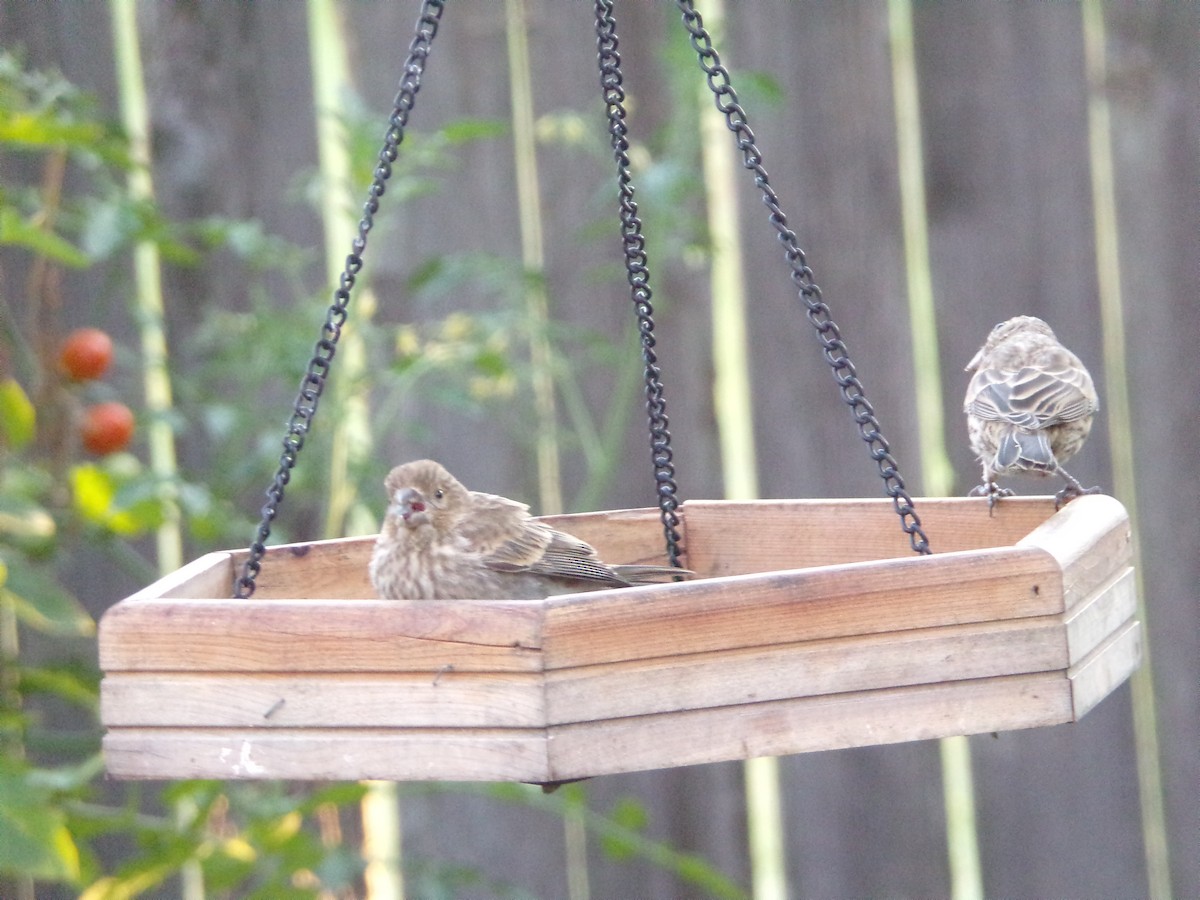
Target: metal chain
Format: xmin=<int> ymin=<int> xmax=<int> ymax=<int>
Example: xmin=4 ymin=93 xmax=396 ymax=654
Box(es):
xmin=675 ymin=0 xmax=931 ymax=555
xmin=595 ymin=0 xmax=684 ymax=568
xmin=233 ymin=0 xmax=447 ymax=598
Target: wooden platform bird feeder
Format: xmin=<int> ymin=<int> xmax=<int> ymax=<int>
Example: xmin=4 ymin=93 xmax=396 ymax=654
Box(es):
xmin=98 ymin=493 xmax=1140 ymax=783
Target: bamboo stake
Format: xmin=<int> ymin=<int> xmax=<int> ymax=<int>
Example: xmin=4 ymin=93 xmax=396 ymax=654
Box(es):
xmin=1081 ymin=5 xmax=1171 ymax=898
xmin=505 ymin=0 xmax=562 ymax=519
xmin=306 ymin=3 xmax=400 ymax=900
xmin=109 ymin=5 xmax=198 ymax=900
xmin=308 ymin=0 xmax=378 ymax=543
xmin=887 ymin=2 xmax=983 ymax=898
xmin=109 ymin=0 xmax=183 ymax=576
xmin=697 ymin=4 xmax=785 ymax=899
xmin=502 ymin=4 xmax=586 ymax=899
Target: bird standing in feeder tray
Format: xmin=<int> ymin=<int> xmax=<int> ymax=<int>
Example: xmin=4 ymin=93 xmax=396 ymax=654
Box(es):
xmin=370 ymin=458 xmax=690 ymax=600
xmin=964 ymin=315 xmax=1101 ymax=509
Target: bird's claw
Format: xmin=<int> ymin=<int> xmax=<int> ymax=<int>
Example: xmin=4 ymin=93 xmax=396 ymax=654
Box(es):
xmin=1054 ymin=483 xmax=1102 ymax=510
xmin=969 ymin=481 xmax=1014 ymax=516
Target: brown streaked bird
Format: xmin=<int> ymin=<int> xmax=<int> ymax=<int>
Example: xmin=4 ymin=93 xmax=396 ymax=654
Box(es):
xmin=964 ymin=315 xmax=1101 ymax=509
xmin=369 ymin=459 xmax=689 ymax=600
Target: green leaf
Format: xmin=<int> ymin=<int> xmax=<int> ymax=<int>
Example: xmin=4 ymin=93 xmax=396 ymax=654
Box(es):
xmin=26 ymin=754 xmax=105 ymax=792
xmin=0 ymin=491 xmax=56 ymax=556
xmin=69 ymin=462 xmax=163 ymax=537
xmin=0 ymin=378 xmax=36 ymax=448
xmin=0 ymin=110 xmax=108 ymax=150
xmin=19 ymin=664 xmax=100 ymax=711
xmin=0 ymin=205 xmax=90 ymax=267
xmin=0 ymin=759 xmax=82 ymax=882
xmin=440 ymin=117 xmax=507 ymax=144
xmin=599 ymin=796 xmax=648 ymax=861
xmin=2 ymin=558 xmax=93 ymax=636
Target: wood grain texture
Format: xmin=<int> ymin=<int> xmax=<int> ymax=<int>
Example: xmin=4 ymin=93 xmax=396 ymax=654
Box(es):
xmin=101 ymin=668 xmax=1089 ymax=782
xmin=1016 ymin=494 xmax=1133 ymax=608
xmin=540 ymin=546 xmax=1063 ymax=668
xmin=102 ymin=727 xmax=551 ymax=782
xmin=101 ymin=670 xmax=546 ymax=728
xmin=1069 ymin=619 xmax=1142 ymax=719
xmin=545 ymin=672 xmax=1075 ymax=781
xmin=535 ymin=507 xmax=680 ymax=568
xmin=98 ymin=598 xmax=545 ymax=672
xmin=231 ymin=537 xmax=377 ymax=600
xmin=680 ymin=497 xmax=1057 ymax=574
xmin=1063 ymin=567 xmax=1137 ymax=663
xmin=119 ymin=550 xmax=236 ymax=602
xmin=543 ymin=616 xmax=1068 ymax=724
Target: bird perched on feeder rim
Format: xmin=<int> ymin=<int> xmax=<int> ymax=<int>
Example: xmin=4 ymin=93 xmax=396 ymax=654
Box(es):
xmin=964 ymin=315 xmax=1101 ymax=510
xmin=369 ymin=458 xmax=690 ymax=600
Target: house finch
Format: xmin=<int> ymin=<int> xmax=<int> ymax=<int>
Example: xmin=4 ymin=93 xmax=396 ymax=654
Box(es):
xmin=964 ymin=315 xmax=1101 ymax=509
xmin=369 ymin=458 xmax=689 ymax=600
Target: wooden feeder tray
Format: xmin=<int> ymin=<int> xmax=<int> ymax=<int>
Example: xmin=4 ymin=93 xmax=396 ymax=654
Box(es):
xmin=98 ymin=494 xmax=1139 ymax=783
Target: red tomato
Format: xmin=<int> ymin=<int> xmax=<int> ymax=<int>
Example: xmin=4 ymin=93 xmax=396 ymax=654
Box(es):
xmin=59 ymin=328 xmax=114 ymax=381
xmin=81 ymin=402 xmax=135 ymax=455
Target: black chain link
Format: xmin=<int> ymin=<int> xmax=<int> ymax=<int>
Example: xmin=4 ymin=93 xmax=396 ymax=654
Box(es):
xmin=595 ymin=0 xmax=684 ymax=568
xmin=675 ymin=0 xmax=931 ymax=555
xmin=233 ymin=0 xmax=446 ymax=598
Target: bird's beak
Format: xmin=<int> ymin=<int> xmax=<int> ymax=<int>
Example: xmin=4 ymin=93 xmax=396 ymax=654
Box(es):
xmin=393 ymin=487 xmax=428 ymax=526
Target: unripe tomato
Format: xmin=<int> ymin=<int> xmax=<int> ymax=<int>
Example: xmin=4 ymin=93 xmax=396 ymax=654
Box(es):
xmin=59 ymin=328 xmax=114 ymax=381
xmin=81 ymin=402 xmax=135 ymax=455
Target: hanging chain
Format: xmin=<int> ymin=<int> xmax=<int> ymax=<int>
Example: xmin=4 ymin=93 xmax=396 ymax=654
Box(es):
xmin=595 ymin=0 xmax=684 ymax=568
xmin=675 ymin=0 xmax=931 ymax=555
xmin=233 ymin=1 xmax=446 ymax=598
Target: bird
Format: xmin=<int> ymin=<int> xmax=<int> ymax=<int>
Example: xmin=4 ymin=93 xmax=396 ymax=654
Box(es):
xmin=369 ymin=458 xmax=690 ymax=600
xmin=963 ymin=315 xmax=1101 ymax=509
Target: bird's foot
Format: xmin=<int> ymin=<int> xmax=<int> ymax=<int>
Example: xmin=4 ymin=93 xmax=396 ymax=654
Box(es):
xmin=969 ymin=481 xmax=1014 ymax=516
xmin=1054 ymin=482 xmax=1102 ymax=510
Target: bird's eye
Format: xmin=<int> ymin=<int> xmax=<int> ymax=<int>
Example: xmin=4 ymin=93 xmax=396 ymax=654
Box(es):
xmin=434 ymin=488 xmax=444 ymax=501
xmin=992 ymin=321 xmax=1006 ymax=331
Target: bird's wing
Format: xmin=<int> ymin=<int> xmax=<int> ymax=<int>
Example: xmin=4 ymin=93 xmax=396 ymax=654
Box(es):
xmin=464 ymin=492 xmax=630 ymax=586
xmin=966 ymin=352 xmax=1097 ymax=428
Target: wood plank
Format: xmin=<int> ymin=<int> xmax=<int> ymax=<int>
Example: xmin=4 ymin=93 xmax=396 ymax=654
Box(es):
xmin=220 ymin=508 xmax=670 ymax=601
xmin=1069 ymin=619 xmax=1142 ymax=719
xmin=545 ymin=616 xmax=1069 ymax=725
xmin=541 ymin=546 xmax=1063 ymax=668
xmin=101 ymin=670 xmax=547 ymax=728
xmin=229 ymin=536 xmax=377 ymax=600
xmin=1017 ymin=494 xmax=1132 ymax=608
xmin=98 ymin=599 xmax=546 ymax=673
xmin=680 ymin=497 xmax=1057 ymax=575
xmin=545 ymin=672 xmax=1075 ymax=781
xmin=1063 ymin=567 xmax=1138 ymax=663
xmin=102 ymin=727 xmax=550 ymax=782
xmin=119 ymin=550 xmax=236 ymax=602
xmin=535 ymin=507 xmax=680 ymax=568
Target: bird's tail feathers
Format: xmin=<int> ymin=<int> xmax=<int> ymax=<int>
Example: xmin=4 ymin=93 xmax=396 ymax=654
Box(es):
xmin=611 ymin=564 xmax=693 ymax=585
xmin=996 ymin=428 xmax=1056 ymax=472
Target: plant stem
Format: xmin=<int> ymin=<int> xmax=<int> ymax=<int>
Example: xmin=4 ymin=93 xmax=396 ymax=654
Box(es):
xmin=110 ymin=0 xmax=183 ymax=577
xmin=505 ymin=0 xmax=562 ymax=517
xmin=888 ymin=2 xmax=983 ymax=897
xmin=1081 ymin=4 xmax=1171 ymax=898
xmin=306 ymin=4 xmax=400 ymax=900
xmin=111 ymin=5 xmax=195 ymax=897
xmin=696 ymin=3 xmax=783 ymax=899
xmin=504 ymin=4 xmax=584 ymax=897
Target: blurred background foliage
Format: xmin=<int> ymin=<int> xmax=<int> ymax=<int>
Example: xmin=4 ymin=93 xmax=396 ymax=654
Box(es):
xmin=1 ymin=1 xmax=1197 ymax=898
